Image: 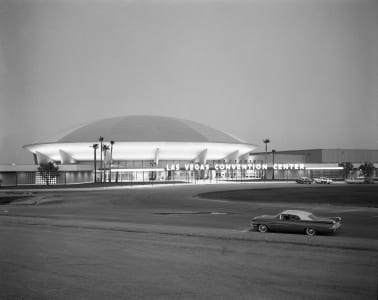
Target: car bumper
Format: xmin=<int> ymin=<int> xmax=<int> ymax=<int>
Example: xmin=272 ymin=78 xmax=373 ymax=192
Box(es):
xmin=328 ymin=223 xmax=341 ymax=232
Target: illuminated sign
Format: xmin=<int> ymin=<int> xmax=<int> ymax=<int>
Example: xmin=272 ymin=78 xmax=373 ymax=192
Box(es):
xmin=273 ymin=163 xmax=305 ymax=170
xmin=166 ymin=163 xmax=305 ymax=171
xmin=215 ymin=164 xmax=267 ymax=170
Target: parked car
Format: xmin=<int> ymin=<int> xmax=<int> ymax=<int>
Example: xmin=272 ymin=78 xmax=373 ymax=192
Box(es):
xmin=314 ymin=177 xmax=333 ymax=184
xmin=251 ymin=210 xmax=342 ymax=236
xmin=296 ymin=177 xmax=313 ymax=184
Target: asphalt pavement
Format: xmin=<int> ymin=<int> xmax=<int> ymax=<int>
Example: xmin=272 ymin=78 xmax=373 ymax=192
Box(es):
xmin=0 ymin=182 xmax=377 ymax=299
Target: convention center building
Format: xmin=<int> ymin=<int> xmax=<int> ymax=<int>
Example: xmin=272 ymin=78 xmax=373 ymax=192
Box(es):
xmin=0 ymin=115 xmax=377 ymax=186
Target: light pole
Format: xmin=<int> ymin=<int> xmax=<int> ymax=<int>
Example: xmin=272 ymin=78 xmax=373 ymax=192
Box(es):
xmin=109 ymin=141 xmax=114 ymax=183
xmin=99 ymin=136 xmax=104 ymax=182
xmin=272 ymin=149 xmax=276 ymax=180
xmin=91 ymin=144 xmax=99 ymax=183
xmin=262 ymin=138 xmax=270 ymax=180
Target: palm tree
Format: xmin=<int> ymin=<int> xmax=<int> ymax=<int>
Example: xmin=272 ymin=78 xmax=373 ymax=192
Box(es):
xmin=38 ymin=162 xmax=59 ymax=186
xmin=262 ymin=138 xmax=270 ymax=154
xmin=102 ymin=144 xmax=110 ymax=182
xmin=339 ymin=162 xmax=354 ymax=179
xmin=109 ymin=141 xmax=115 ymax=182
xmin=91 ymin=144 xmax=99 ymax=183
xmin=99 ymin=136 xmax=104 ymax=182
xmin=359 ymin=162 xmax=374 ymax=178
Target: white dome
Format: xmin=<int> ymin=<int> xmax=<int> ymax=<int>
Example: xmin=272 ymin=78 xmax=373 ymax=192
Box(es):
xmin=24 ymin=116 xmax=256 ymax=163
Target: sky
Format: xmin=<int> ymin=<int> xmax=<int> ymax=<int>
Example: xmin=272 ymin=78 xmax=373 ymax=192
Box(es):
xmin=0 ymin=0 xmax=377 ymax=164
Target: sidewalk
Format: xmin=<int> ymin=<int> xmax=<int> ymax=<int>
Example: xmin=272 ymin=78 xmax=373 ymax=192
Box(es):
xmin=0 ymin=180 xmax=298 ymax=193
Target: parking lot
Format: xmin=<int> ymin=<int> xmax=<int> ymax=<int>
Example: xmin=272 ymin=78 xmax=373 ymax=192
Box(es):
xmin=0 ymin=182 xmax=377 ymax=299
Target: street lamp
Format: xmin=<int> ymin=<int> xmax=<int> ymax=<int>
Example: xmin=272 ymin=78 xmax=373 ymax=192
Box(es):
xmin=91 ymin=144 xmax=99 ymax=183
xmin=272 ymin=149 xmax=276 ymax=180
xmin=109 ymin=141 xmax=115 ymax=183
xmin=99 ymin=136 xmax=104 ymax=182
xmin=262 ymin=138 xmax=270 ymax=180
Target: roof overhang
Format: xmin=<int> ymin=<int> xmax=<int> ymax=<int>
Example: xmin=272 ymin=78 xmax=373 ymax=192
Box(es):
xmin=23 ymin=142 xmax=257 ymax=163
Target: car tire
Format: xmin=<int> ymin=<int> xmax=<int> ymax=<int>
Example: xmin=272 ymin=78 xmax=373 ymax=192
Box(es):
xmin=305 ymin=227 xmax=316 ymax=236
xmin=258 ymin=224 xmax=268 ymax=233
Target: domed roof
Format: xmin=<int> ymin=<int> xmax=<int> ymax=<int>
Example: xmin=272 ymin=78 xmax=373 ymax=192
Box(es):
xmin=54 ymin=115 xmax=246 ymax=144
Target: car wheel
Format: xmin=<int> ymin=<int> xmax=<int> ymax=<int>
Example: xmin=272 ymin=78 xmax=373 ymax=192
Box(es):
xmin=258 ymin=224 xmax=268 ymax=233
xmin=305 ymin=227 xmax=316 ymax=236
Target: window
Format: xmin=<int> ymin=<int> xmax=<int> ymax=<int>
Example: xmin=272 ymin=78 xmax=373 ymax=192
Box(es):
xmin=281 ymin=214 xmax=300 ymax=221
xmin=290 ymin=215 xmax=300 ymax=221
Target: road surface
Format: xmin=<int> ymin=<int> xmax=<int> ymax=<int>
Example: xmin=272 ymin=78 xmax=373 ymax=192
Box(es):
xmin=0 ymin=183 xmax=377 ymax=299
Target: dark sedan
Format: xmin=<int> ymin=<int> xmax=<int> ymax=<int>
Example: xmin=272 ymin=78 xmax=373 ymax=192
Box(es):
xmin=251 ymin=210 xmax=342 ymax=236
xmin=296 ymin=177 xmax=313 ymax=184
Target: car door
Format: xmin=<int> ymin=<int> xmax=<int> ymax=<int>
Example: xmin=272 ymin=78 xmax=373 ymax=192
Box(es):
xmin=275 ymin=214 xmax=304 ymax=233
xmin=288 ymin=215 xmax=306 ymax=233
xmin=270 ymin=214 xmax=293 ymax=232
xmin=266 ymin=214 xmax=285 ymax=231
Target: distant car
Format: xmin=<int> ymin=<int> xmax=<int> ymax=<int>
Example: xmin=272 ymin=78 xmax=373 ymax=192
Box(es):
xmin=251 ymin=210 xmax=342 ymax=236
xmin=314 ymin=177 xmax=333 ymax=184
xmin=296 ymin=177 xmax=313 ymax=184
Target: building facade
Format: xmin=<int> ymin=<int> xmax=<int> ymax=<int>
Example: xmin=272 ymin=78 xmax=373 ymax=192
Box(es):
xmin=250 ymin=149 xmax=378 ymax=181
xmin=0 ymin=116 xmax=377 ymax=186
xmin=3 ymin=116 xmax=257 ymax=185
